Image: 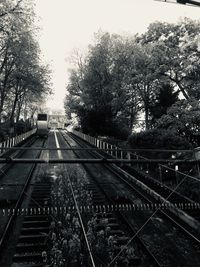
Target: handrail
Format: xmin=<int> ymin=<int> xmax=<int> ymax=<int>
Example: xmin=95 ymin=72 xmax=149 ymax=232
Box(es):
xmin=0 ymin=158 xmax=198 ymax=164
xmin=0 ymin=128 xmax=36 ymax=154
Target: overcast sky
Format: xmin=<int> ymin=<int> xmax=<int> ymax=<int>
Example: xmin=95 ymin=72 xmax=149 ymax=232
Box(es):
xmin=34 ymin=0 xmax=200 ymax=113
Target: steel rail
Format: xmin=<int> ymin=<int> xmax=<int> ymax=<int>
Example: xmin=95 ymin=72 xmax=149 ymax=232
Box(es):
xmin=108 ymin=165 xmax=200 ymax=245
xmin=62 ymin=170 xmax=96 ymax=267
xmin=68 ymin=131 xmax=200 ymax=245
xmin=1 ymin=147 xmax=194 ymax=153
xmin=54 ymin=131 xmax=96 ymax=267
xmin=67 ymin=131 xmax=200 ymax=267
xmin=0 ymin=158 xmax=198 ymax=164
xmin=0 ymin=136 xmax=38 ymax=180
xmin=54 ymin=130 xmax=97 ymax=266
xmin=62 ymin=130 xmax=163 ymax=267
xmin=0 ymin=138 xmax=46 ymax=256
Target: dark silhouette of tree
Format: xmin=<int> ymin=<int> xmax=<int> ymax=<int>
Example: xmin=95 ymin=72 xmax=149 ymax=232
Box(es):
xmin=149 ymin=83 xmax=179 ymax=126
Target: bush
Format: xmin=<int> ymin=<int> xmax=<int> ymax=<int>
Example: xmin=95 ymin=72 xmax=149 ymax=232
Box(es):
xmin=108 ymin=123 xmax=131 ymax=140
xmin=79 ymin=107 xmax=131 ymax=140
xmin=128 ymin=129 xmax=192 ymax=158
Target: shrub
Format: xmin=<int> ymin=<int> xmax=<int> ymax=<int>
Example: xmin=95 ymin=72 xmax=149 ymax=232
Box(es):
xmin=128 ymin=129 xmax=192 ymax=158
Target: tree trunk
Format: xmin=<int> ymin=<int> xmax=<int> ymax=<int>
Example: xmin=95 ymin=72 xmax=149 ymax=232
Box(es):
xmin=176 ymin=80 xmax=189 ymax=100
xmin=144 ymin=106 xmax=149 ymax=130
xmin=10 ymin=90 xmax=19 ymax=124
xmin=0 ymin=97 xmax=4 ymax=123
xmin=16 ymin=103 xmax=21 ymax=122
xmin=16 ymin=92 xmax=25 ymax=122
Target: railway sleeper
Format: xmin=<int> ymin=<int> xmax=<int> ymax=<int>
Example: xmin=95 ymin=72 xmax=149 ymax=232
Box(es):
xmin=18 ymin=234 xmax=46 ymax=243
xmin=92 ymin=194 xmax=105 ymax=204
xmin=96 ymin=212 xmax=114 ymax=218
xmin=29 ymin=199 xmax=50 ymax=206
xmin=29 ymin=201 xmax=50 ymax=207
xmin=21 ymin=226 xmax=49 ymax=235
xmin=13 ymin=263 xmax=43 ymax=267
xmin=85 ymin=184 xmax=96 ymax=189
xmin=32 ymin=188 xmax=51 ymax=192
xmin=96 ymin=222 xmax=120 ymax=231
xmin=13 ymin=253 xmax=43 ymax=262
xmin=23 ymin=220 xmax=50 ymax=228
xmin=0 ymin=199 xmax=16 ymax=207
xmin=91 ymin=190 xmax=104 ymax=196
xmin=92 ymin=196 xmax=105 ymax=201
xmin=33 ymin=183 xmax=51 ymax=187
xmin=24 ymin=215 xmax=49 ymax=221
xmin=110 ymin=229 xmax=125 ymax=236
xmin=30 ymin=197 xmax=50 ymax=202
xmin=94 ymin=213 xmax=135 ymax=259
xmin=31 ymin=192 xmax=50 ymax=197
xmin=29 ymin=197 xmax=50 ymax=202
xmin=93 ymin=202 xmax=105 ymax=207
xmin=106 ymin=223 xmax=120 ymax=229
xmin=32 ymin=187 xmax=51 ymax=192
xmin=16 ymin=243 xmax=46 ymax=253
xmin=32 ymin=187 xmax=51 ymax=191
xmin=97 ymin=217 xmax=117 ymax=224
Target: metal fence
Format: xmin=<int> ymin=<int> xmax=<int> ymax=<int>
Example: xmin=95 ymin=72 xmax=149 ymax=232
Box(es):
xmin=0 ymin=128 xmax=37 ymax=154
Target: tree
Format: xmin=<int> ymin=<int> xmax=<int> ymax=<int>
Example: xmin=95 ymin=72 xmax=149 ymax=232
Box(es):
xmin=109 ymin=35 xmax=140 ymax=130
xmin=0 ymin=0 xmax=51 ymax=124
xmin=149 ymin=83 xmax=179 ymax=126
xmin=66 ymin=19 xmax=200 ymax=138
xmin=156 ymin=99 xmax=200 ymax=145
xmin=122 ymin=42 xmax=160 ymax=130
xmin=65 ymin=32 xmax=139 ymax=137
xmin=139 ymin=18 xmax=200 ymax=100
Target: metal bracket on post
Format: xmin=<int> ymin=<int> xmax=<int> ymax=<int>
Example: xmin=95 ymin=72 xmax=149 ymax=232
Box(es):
xmin=175 ymin=165 xmax=179 ymax=185
xmin=159 ymin=165 xmax=162 ymax=184
xmin=6 ymin=156 xmax=13 ymax=163
xmin=127 ymin=152 xmax=131 ymax=166
xmin=194 ymin=147 xmax=200 ymax=178
xmin=120 ymin=150 xmax=123 ymax=167
xmin=110 ymin=145 xmax=113 ymax=157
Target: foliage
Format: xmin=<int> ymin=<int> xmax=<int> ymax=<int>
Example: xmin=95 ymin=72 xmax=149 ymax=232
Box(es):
xmin=0 ymin=0 xmax=24 ymax=18
xmin=0 ymin=0 xmax=51 ymax=125
xmin=128 ymin=128 xmax=192 ymax=150
xmin=149 ymin=83 xmax=179 ymax=125
xmin=138 ymin=18 xmax=200 ymax=100
xmin=65 ymin=19 xmax=200 ymax=145
xmin=65 ymin=33 xmax=140 ymax=137
xmin=156 ymin=99 xmax=200 ymax=145
xmin=42 ymin=164 xmax=138 ymax=266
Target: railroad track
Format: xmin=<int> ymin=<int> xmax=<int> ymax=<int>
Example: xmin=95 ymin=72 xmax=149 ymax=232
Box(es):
xmin=61 ymin=129 xmax=200 ymax=266
xmin=0 ymin=136 xmax=48 ymax=266
xmin=122 ymin=165 xmax=200 ymax=215
xmin=68 ymin=130 xmax=200 ymax=225
xmin=2 ymin=129 xmax=200 ymax=266
xmin=58 ymin=130 xmax=161 ymax=266
xmin=12 ymin=182 xmax=51 ymax=266
xmin=0 ymin=135 xmax=39 ymax=181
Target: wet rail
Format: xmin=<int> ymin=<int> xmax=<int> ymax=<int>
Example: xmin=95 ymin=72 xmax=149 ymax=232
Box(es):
xmin=0 ymin=136 xmax=47 ymax=266
xmin=63 ymin=129 xmax=200 ymax=266
xmin=1 ymin=129 xmax=200 ymax=266
xmin=59 ymin=130 xmax=162 ymax=266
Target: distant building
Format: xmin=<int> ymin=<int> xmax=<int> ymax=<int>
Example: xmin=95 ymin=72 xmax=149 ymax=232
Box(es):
xmin=48 ymin=115 xmax=67 ymax=129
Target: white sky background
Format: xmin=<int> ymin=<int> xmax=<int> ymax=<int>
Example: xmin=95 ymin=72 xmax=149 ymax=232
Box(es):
xmin=34 ymin=0 xmax=200 ymax=113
